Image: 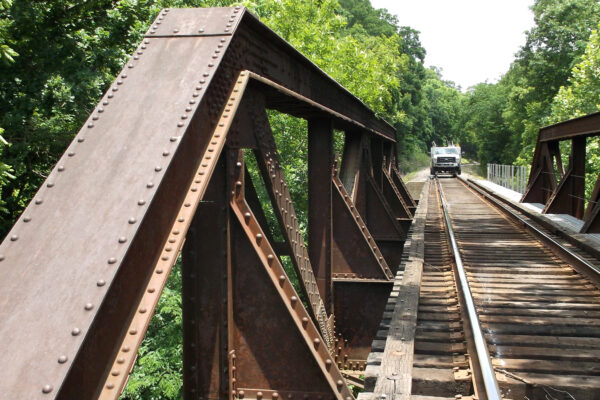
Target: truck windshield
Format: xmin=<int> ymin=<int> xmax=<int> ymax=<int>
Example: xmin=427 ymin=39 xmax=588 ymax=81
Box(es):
xmin=433 ymin=148 xmax=460 ymax=155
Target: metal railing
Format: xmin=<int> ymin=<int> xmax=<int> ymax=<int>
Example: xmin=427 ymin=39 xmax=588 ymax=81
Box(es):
xmin=487 ymin=164 xmax=530 ymax=194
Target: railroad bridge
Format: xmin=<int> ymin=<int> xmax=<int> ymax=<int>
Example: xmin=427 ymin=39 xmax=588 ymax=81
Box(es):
xmin=0 ymin=7 xmax=599 ymax=400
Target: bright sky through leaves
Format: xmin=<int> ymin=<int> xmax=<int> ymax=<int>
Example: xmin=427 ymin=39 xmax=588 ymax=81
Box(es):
xmin=371 ymin=0 xmax=535 ymax=90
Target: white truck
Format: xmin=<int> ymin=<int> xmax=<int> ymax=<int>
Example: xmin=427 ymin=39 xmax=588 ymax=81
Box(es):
xmin=430 ymin=143 xmax=461 ymax=176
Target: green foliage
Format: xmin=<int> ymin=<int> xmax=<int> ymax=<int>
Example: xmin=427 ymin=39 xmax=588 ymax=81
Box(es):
xmin=121 ymin=261 xmax=183 ymax=400
xmin=504 ymin=0 xmax=600 ymax=164
xmin=548 ymin=25 xmax=600 ymax=205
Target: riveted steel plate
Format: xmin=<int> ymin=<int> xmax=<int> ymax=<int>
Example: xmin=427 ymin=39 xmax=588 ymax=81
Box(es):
xmin=0 ymin=33 xmax=231 ymax=398
xmin=146 ymin=7 xmax=243 ymax=37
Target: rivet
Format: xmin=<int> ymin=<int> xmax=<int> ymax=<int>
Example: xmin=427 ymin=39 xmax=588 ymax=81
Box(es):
xmin=77 ymin=137 xmax=85 ymax=142
xmin=117 ymin=80 xmax=123 ymax=85
xmin=313 ymin=338 xmax=321 ymax=347
xmin=134 ymin=56 xmax=139 ymax=60
xmin=243 ymin=212 xmax=251 ymax=223
xmin=273 ymin=394 xmax=279 ymax=399
xmin=10 ymin=234 xmax=18 ymax=241
xmin=107 ymin=93 xmax=114 ymax=98
xmin=255 ymin=233 xmax=262 ymax=243
xmin=198 ymin=28 xmax=204 ymax=33
xmin=117 ymin=357 xmax=125 ymax=364
xmin=191 ymin=187 xmax=197 ymax=192
xmin=147 ymin=182 xmax=154 ymax=188
xmin=290 ymin=296 xmax=298 ymax=306
xmin=208 ymin=63 xmax=214 ymax=67
xmin=148 ymin=288 xmax=155 ymax=293
xmin=57 ymin=165 xmax=65 ymax=171
xmin=173 ymin=229 xmax=180 ymax=235
xmin=58 ymin=355 xmax=68 ymax=364
xmin=108 ymin=257 xmax=117 ymax=264
xmin=192 ymin=92 xmax=199 ymax=97
xmin=106 ymin=383 xmax=115 ymax=390
xmin=139 ymin=308 xmax=147 ymax=313
xmin=177 ymin=122 xmax=184 ymax=127
xmin=196 ymin=86 xmax=202 ymax=90
xmin=111 ymin=369 xmax=120 ymax=376
xmin=128 ymin=63 xmax=134 ymax=68
xmin=84 ymin=303 xmax=94 ymax=311
xmin=257 ymin=392 xmax=263 ymax=399
xmin=129 ymin=329 xmax=137 ymax=335
xmin=42 ymin=385 xmax=53 ymax=394
xmin=0 ymin=255 xmax=4 ymax=261
xmin=138 ymin=199 xmax=146 ymax=206
xmin=97 ymin=279 xmax=106 ymax=287
xmin=163 ymin=151 xmax=170 ymax=156
xmin=156 ymin=268 xmax=164 ymax=273
xmin=279 ymin=275 xmax=285 ymax=285
xmin=23 ymin=216 xmax=31 ymax=222
xmin=173 ymin=28 xmax=179 ymax=33
xmin=35 ymin=198 xmax=43 ymax=205
xmin=170 ymin=136 xmax=178 ymax=142
xmin=71 ymin=327 xmax=81 ymax=336
xmin=178 ymin=217 xmax=185 ymax=222
xmin=238 ymin=391 xmax=245 ymax=398
xmin=181 ymin=115 xmax=187 ymax=120
xmin=155 ymin=166 xmax=162 ymax=172
xmin=267 ymin=254 xmax=274 ymax=264
xmin=122 ymin=346 xmax=131 ymax=352
xmin=150 ymin=30 xmax=155 ymax=34
xmin=189 ymin=100 xmax=196 ymax=104
xmin=168 ymin=238 xmax=176 ymax=243
xmin=128 ymin=217 xmax=136 ymax=224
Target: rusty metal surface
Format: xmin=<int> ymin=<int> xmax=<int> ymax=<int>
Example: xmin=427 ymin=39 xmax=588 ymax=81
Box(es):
xmin=308 ymin=118 xmax=334 ymax=313
xmin=145 ymin=7 xmax=243 ymax=37
xmin=543 ymin=137 xmax=586 ymax=218
xmin=332 ymin=175 xmax=393 ymax=280
xmin=0 ymin=14 xmax=234 ymax=397
xmin=539 ymin=110 xmax=600 ymax=142
xmin=581 ymin=175 xmax=600 ymax=233
xmin=0 ymin=7 xmax=409 ymax=399
xmin=228 ymin=150 xmax=354 ymax=400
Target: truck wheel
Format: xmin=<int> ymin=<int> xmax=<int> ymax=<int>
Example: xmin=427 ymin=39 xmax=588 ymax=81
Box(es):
xmin=458 ymin=168 xmax=462 ymax=175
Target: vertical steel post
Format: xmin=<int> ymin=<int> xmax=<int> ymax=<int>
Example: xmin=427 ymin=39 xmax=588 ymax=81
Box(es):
xmin=308 ymin=118 xmax=334 ymax=313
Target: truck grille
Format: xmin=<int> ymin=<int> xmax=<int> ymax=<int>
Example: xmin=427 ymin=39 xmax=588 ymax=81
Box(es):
xmin=437 ymin=157 xmax=456 ymax=163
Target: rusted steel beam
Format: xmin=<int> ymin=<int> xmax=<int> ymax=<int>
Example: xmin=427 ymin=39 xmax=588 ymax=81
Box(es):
xmin=539 ymin=111 xmax=600 ymax=142
xmin=521 ymin=141 xmax=559 ymax=204
xmin=581 ymin=174 xmax=600 ymax=233
xmin=339 ymin=132 xmax=362 ymax=199
xmin=0 ymin=6 xmax=405 ymax=398
xmin=308 ymin=118 xmax=334 ymax=314
xmin=543 ymin=137 xmax=586 ymax=218
xmin=227 ymin=149 xmax=354 ymax=400
xmin=391 ymin=167 xmax=417 ymax=213
xmin=182 ymin=160 xmax=229 ymax=400
xmin=332 ymin=176 xmax=394 ymax=281
xmin=249 ymin=94 xmax=334 ymax=348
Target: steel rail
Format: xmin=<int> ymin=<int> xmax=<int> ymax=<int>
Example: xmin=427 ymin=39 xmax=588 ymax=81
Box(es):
xmin=459 ymin=176 xmax=600 ymax=277
xmin=435 ymin=178 xmax=502 ymax=400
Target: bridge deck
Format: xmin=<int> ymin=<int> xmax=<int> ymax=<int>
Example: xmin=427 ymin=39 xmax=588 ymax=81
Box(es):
xmin=361 ymin=176 xmax=600 ymax=400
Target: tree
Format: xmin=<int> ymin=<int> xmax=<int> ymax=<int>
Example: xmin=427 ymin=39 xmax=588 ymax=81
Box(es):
xmin=504 ymin=0 xmax=600 ymax=163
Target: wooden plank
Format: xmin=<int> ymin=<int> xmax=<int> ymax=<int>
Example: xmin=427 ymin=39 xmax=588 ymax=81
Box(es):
xmin=371 ymin=180 xmax=429 ymax=400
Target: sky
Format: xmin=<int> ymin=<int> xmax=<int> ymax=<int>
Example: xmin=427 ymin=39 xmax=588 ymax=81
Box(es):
xmin=370 ymin=0 xmax=535 ymax=90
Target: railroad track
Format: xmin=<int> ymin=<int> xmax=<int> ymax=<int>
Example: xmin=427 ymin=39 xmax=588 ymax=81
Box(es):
xmin=429 ymin=177 xmax=600 ymax=400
